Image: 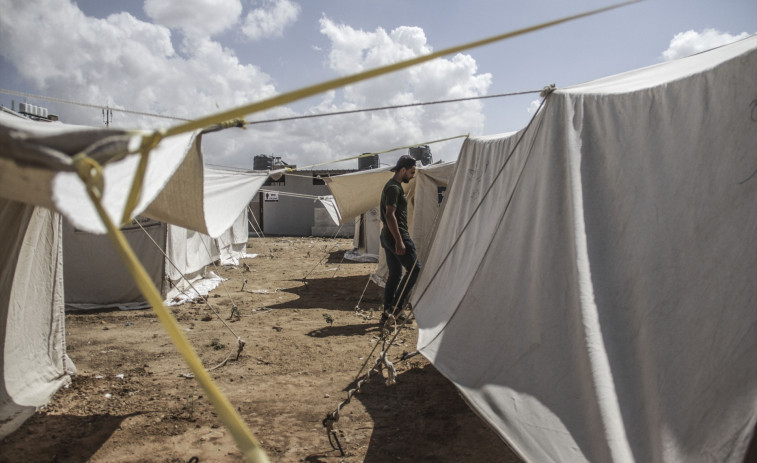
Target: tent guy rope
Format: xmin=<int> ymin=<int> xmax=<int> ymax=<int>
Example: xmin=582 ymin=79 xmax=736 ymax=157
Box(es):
xmin=411 ymin=93 xmax=552 ymax=349
xmin=274 ymin=134 xmax=469 ymax=173
xmin=159 ymin=0 xmax=643 ymax=139
xmin=137 ymin=221 xmax=244 ymax=345
xmin=72 ymin=154 xmax=268 ymax=463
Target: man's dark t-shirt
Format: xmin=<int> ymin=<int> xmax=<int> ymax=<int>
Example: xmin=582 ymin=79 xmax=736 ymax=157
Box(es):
xmin=380 ymin=178 xmax=409 ymax=239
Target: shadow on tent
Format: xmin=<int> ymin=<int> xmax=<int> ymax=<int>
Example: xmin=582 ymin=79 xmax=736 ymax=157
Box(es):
xmin=303 ymin=364 xmax=521 ymax=463
xmin=0 ymin=412 xmax=136 ymax=462
xmin=267 ymin=275 xmax=383 ymax=312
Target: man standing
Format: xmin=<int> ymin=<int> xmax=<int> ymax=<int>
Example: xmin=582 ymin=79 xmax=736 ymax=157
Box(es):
xmin=380 ymin=154 xmax=421 ymax=325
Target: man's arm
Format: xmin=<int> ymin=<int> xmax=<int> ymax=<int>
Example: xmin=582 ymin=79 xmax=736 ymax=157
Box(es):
xmin=385 ymin=205 xmax=406 ymax=256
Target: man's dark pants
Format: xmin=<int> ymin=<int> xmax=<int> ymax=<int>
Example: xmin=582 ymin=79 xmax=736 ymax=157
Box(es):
xmin=380 ymin=234 xmax=421 ymax=315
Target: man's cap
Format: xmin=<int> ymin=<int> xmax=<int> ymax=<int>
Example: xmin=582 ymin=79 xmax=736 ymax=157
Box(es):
xmin=390 ymin=154 xmax=417 ymax=172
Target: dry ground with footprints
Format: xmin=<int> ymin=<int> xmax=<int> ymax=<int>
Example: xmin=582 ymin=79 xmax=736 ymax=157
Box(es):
xmin=1 ymin=237 xmax=521 ymax=463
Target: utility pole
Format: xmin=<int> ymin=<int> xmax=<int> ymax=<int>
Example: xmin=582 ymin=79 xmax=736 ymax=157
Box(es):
xmin=102 ymin=105 xmax=112 ymax=126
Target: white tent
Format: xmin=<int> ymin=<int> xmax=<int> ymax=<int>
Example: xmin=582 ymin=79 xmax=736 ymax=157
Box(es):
xmin=345 ymin=206 xmax=381 ymax=263
xmin=0 ymin=110 xmax=267 ymax=437
xmin=0 ymin=199 xmax=74 ymax=438
xmin=373 ymin=161 xmax=456 ymax=286
xmin=324 ymin=162 xmax=456 ymax=285
xmin=411 ymin=37 xmax=757 ymax=462
xmin=63 ymin=166 xmax=265 ymax=310
xmin=63 ymin=209 xmax=251 ymax=310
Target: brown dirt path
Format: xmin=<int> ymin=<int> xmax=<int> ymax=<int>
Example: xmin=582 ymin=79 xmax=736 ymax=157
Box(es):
xmin=0 ymin=237 xmax=521 ymax=463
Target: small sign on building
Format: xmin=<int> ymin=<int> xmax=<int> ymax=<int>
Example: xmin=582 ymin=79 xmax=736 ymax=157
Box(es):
xmin=264 ymin=191 xmax=279 ymax=202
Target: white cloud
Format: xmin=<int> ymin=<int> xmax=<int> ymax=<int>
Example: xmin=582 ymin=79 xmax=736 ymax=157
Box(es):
xmin=0 ymin=2 xmax=489 ymax=169
xmin=314 ymin=17 xmax=491 ymax=165
xmin=0 ymin=0 xmax=276 ymax=129
xmin=143 ymin=0 xmax=242 ymax=37
xmin=242 ymin=0 xmax=301 ymax=41
xmin=527 ymin=99 xmax=542 ymax=115
xmin=661 ymin=28 xmax=750 ymax=61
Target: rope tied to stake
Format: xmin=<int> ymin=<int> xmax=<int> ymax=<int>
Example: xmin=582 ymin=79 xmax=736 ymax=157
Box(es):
xmin=378 ymin=351 xmax=397 ymax=386
xmin=72 ymin=152 xmax=268 ymax=463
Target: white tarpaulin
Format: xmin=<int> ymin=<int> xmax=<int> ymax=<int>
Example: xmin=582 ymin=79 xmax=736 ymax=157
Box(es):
xmin=346 ymin=206 xmax=381 ymax=263
xmin=0 ymin=200 xmax=75 ymax=438
xmin=64 ymin=167 xmax=265 ymax=310
xmin=412 ymin=37 xmax=757 ymax=463
xmin=373 ymin=161 xmax=456 ymax=286
xmin=324 ymin=161 xmax=455 ymax=281
xmin=0 ymin=110 xmax=197 ymax=235
xmin=317 ymin=195 xmax=342 ymax=226
xmin=324 ymin=166 xmax=410 ymax=225
xmin=146 ymin=163 xmax=267 ymax=239
xmin=0 ymin=111 xmax=268 ymax=437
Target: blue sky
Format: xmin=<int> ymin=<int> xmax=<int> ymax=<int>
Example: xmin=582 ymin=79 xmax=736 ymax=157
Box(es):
xmin=1 ymin=0 xmax=754 ymax=169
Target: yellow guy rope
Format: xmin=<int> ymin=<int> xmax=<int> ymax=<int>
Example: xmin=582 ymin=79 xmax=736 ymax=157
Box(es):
xmin=121 ymin=131 xmax=164 ymax=224
xmin=72 ymin=155 xmax=269 ymax=463
xmin=162 ymin=1 xmax=642 ymax=140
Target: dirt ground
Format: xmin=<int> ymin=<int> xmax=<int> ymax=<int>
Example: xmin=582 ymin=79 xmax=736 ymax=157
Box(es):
xmin=0 ymin=237 xmax=521 ymax=463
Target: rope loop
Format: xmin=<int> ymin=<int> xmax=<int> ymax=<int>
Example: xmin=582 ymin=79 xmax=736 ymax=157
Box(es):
xmin=235 ymin=337 xmax=246 ymax=360
xmin=540 ymin=84 xmax=557 ymax=98
xmin=72 ymin=153 xmax=105 ymax=198
xmin=378 ymin=351 xmax=397 ymax=386
xmin=121 ymin=129 xmax=166 ymax=224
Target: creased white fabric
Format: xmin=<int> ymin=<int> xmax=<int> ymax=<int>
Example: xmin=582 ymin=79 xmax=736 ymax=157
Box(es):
xmin=373 ymin=162 xmax=457 ymax=286
xmin=350 ymin=206 xmax=381 ymax=261
xmin=324 ymin=162 xmax=455 ymax=283
xmin=0 ymin=111 xmax=197 ymax=234
xmin=145 ymin=156 xmax=268 ymax=238
xmin=0 ymin=201 xmax=73 ymax=439
xmin=412 ymin=36 xmax=757 ymax=463
xmin=317 ymin=195 xmax=342 ymax=226
xmin=324 ymin=166 xmax=409 ymax=225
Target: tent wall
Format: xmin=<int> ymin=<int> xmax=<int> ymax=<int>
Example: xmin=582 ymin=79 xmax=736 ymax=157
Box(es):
xmin=373 ymin=162 xmax=456 ymax=286
xmin=64 ymin=218 xmax=167 ymax=309
xmin=65 ymin=208 xmax=250 ymax=310
xmin=412 ymin=37 xmax=757 ymax=463
xmin=0 ymin=113 xmax=263 ymax=434
xmin=347 ymin=207 xmax=381 ymax=262
xmin=324 ymin=166 xmax=403 ymax=225
xmin=216 ymin=207 xmax=250 ymax=265
xmin=1 ymin=200 xmax=73 ymax=439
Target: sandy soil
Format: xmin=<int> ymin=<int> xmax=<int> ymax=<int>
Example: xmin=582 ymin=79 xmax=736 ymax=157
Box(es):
xmin=0 ymin=237 xmax=521 ymax=463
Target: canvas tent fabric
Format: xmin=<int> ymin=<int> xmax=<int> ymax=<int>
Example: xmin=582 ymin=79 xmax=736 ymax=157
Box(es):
xmin=345 ymin=206 xmax=381 ymax=263
xmin=0 ymin=200 xmax=75 ymax=438
xmin=63 ymin=217 xmax=165 ymax=310
xmin=0 ymin=111 xmax=268 ymax=437
xmin=373 ymin=161 xmax=456 ymax=286
xmin=411 ymin=36 xmax=757 ymax=463
xmin=63 ymin=206 xmax=252 ymax=310
xmin=0 ymin=110 xmax=198 ymax=235
xmin=63 ymin=164 xmax=265 ymax=310
xmin=145 ymin=161 xmax=267 ymax=239
xmin=323 ymin=166 xmax=408 ymax=225
xmin=317 ymin=195 xmax=342 ymax=227
xmin=324 ymin=161 xmax=456 ymax=278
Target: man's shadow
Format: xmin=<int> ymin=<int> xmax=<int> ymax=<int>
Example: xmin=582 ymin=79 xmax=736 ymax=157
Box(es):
xmin=267 ymin=275 xmax=383 ymax=312
xmin=307 ymin=362 xmax=522 ymax=463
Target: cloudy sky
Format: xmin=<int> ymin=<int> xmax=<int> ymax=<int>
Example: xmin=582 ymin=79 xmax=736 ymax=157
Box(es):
xmin=0 ymin=0 xmax=754 ymax=169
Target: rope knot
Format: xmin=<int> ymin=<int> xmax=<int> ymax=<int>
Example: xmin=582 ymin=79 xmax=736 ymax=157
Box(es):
xmin=72 ymin=154 xmax=105 ymax=198
xmin=377 ymin=351 xmax=397 ymax=386
xmin=540 ymin=84 xmax=557 ymax=98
